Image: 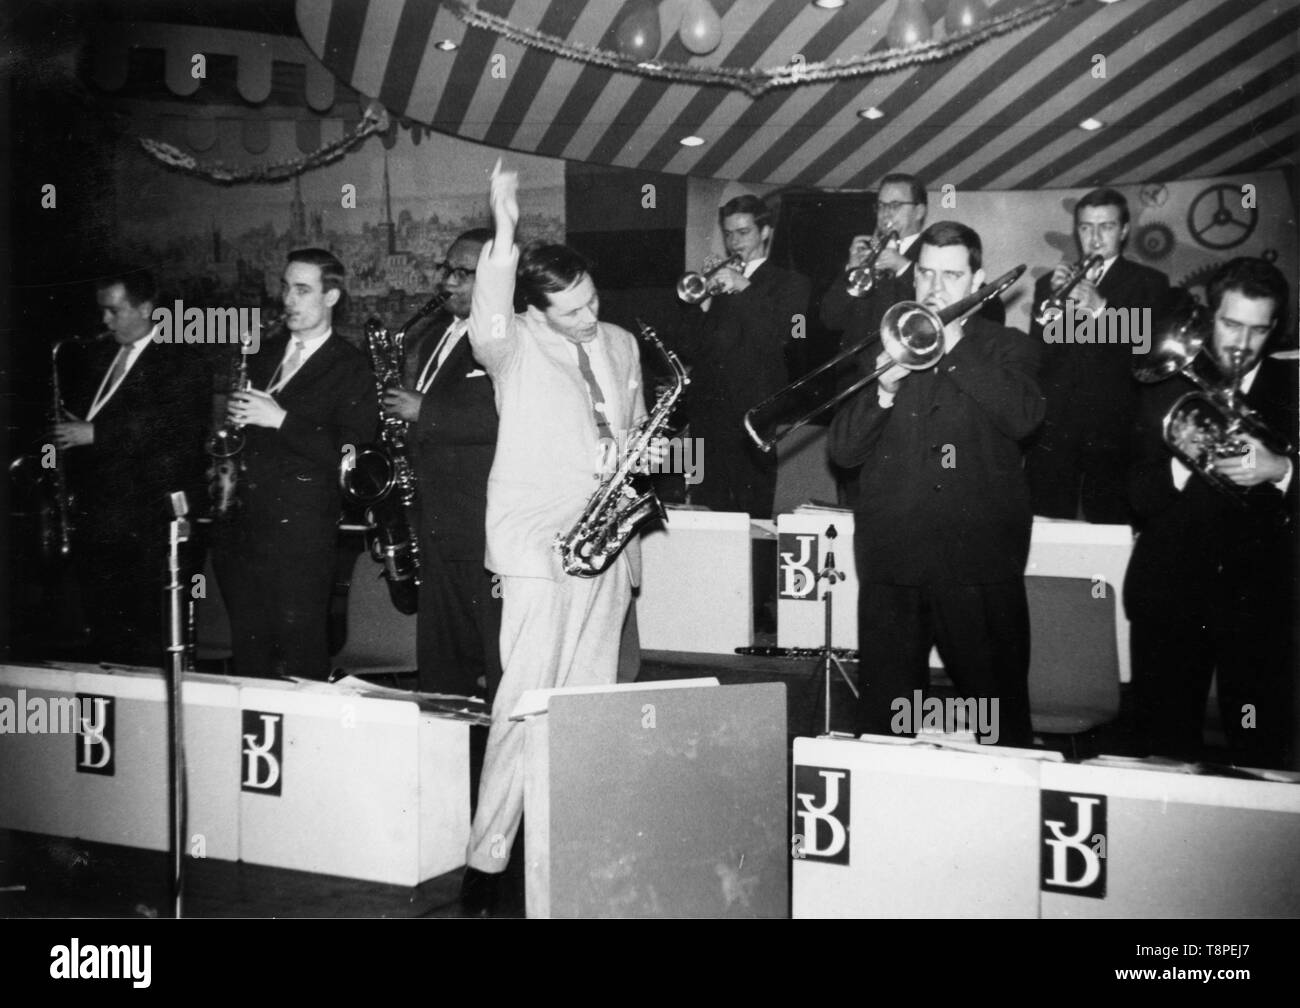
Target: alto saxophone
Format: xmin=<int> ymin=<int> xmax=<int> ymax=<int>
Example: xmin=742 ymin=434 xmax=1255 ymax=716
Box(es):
xmin=340 ymin=292 xmax=449 ymax=614
xmin=207 ymin=314 xmax=283 ymax=519
xmin=556 ymin=321 xmax=690 ymax=577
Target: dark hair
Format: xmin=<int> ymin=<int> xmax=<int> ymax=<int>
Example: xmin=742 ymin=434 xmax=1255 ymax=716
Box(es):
xmin=453 ymin=227 xmax=493 ymax=248
xmin=917 ymin=220 xmax=982 ymax=272
xmin=1207 ymin=257 xmax=1289 ymax=346
xmin=879 ymin=173 xmax=927 ymax=207
xmin=518 ymin=242 xmax=592 ymax=311
xmin=96 ymin=268 xmax=158 ymax=309
xmin=287 ymin=247 xmax=346 ymax=293
xmin=1074 ymin=187 xmax=1130 ymax=228
xmin=718 ymin=194 xmax=772 ymax=230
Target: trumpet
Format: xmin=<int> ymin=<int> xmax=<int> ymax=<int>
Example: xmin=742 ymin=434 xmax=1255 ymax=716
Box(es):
xmin=676 ymin=254 xmax=744 ymax=304
xmin=1034 ymin=254 xmax=1104 ymax=326
xmin=1134 ymin=299 xmax=1291 ymax=501
xmin=845 ymin=230 xmax=900 ymax=298
xmin=744 ymin=265 xmax=1026 ymax=452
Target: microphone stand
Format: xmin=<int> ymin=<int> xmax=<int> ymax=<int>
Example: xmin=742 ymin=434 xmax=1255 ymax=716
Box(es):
xmin=164 ymin=491 xmax=192 ymax=919
xmin=809 ymin=525 xmax=858 ymax=735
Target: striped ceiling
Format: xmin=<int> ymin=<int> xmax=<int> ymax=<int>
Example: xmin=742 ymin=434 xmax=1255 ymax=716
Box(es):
xmin=294 ymin=0 xmax=1298 ymax=190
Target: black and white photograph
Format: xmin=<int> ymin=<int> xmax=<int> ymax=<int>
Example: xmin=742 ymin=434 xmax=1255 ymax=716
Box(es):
xmin=0 ymin=0 xmax=1296 ymax=948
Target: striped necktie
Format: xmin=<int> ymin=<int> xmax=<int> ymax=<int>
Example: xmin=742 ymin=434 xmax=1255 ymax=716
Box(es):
xmin=573 ymin=341 xmax=614 ymax=441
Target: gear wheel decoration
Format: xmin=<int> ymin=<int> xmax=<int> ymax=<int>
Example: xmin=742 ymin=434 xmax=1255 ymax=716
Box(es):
xmin=1178 ymin=260 xmax=1227 ymax=301
xmin=1139 ymin=183 xmax=1169 ymax=208
xmin=1187 ymin=183 xmax=1257 ymax=250
xmin=1135 ymin=222 xmax=1175 ymax=261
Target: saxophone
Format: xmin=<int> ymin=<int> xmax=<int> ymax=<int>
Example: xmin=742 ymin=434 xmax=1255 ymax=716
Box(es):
xmin=8 ymin=332 xmax=107 ymax=560
xmin=340 ymin=293 xmax=448 ymax=614
xmin=556 ymin=321 xmax=689 ymax=578
xmin=207 ymin=313 xmax=284 ymax=519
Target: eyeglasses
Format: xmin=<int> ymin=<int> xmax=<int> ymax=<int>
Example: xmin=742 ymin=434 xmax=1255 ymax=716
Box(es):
xmin=436 ymin=262 xmax=477 ymax=282
xmin=877 ymin=201 xmax=917 ymax=213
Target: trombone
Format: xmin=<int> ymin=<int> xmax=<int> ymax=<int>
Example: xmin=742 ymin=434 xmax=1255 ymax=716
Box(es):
xmin=744 ymin=265 xmax=1026 ymax=452
xmin=1034 ymin=254 xmax=1104 ymax=326
xmin=676 ymin=254 xmax=744 ymax=304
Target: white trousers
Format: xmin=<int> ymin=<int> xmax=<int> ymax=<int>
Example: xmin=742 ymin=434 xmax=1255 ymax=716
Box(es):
xmin=466 ymin=561 xmax=632 ymax=872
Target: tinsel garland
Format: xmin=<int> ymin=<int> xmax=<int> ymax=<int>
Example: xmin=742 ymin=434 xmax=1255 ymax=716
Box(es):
xmin=447 ymin=0 xmax=1079 ymax=97
xmin=135 ymin=102 xmax=390 ymax=184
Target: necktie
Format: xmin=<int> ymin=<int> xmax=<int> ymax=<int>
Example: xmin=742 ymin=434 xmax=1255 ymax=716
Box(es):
xmin=89 ymin=346 xmax=131 ymax=418
xmin=271 ymin=339 xmax=305 ymax=392
xmin=106 ymin=347 xmax=130 ymax=389
xmin=574 ymin=341 xmax=614 ymax=441
xmin=416 ymin=322 xmax=461 ymax=393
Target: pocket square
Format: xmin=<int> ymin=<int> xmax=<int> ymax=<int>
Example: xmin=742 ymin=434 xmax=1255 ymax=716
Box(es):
xmin=465 ymin=369 xmax=487 ymax=378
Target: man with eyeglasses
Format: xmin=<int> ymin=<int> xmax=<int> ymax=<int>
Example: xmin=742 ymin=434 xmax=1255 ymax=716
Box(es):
xmin=1125 ymin=258 xmax=1296 ymax=769
xmin=1025 ymin=187 xmax=1170 ymax=524
xmin=381 ymin=227 xmax=502 ymax=701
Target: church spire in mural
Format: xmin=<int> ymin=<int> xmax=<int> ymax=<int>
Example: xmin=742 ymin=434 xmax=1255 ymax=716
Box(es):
xmin=290 ymin=174 xmax=308 ymax=245
xmin=381 ymin=150 xmax=396 ymax=256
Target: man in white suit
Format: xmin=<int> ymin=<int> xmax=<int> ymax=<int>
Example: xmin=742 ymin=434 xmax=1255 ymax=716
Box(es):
xmin=460 ymin=161 xmax=648 ymax=914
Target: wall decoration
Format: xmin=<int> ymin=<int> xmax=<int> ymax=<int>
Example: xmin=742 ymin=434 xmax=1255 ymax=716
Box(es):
xmin=1187 ymin=182 xmax=1258 ymax=250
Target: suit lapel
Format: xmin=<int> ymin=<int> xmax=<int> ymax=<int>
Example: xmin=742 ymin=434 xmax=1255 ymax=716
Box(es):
xmin=428 ymin=331 xmax=473 ymax=395
xmin=274 ymin=334 xmax=339 ymax=395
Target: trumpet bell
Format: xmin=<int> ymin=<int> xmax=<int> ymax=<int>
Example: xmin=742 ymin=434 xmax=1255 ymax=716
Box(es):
xmin=676 ymin=272 xmax=710 ymax=304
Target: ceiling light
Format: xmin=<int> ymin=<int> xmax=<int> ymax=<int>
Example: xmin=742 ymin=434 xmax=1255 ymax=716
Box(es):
xmin=434 ymin=40 xmax=458 ymax=52
xmin=813 ymin=0 xmax=847 ymax=9
xmin=679 ymin=135 xmax=706 ymax=147
xmin=1079 ymin=117 xmax=1104 ymax=130
xmin=858 ymin=107 xmax=885 ymax=120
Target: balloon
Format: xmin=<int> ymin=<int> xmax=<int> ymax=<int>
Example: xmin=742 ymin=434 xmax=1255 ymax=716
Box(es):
xmin=944 ymin=0 xmax=988 ymax=35
xmin=616 ymin=1 xmax=662 ymax=61
xmin=886 ymin=0 xmax=932 ymax=49
xmin=680 ymin=0 xmax=723 ymax=56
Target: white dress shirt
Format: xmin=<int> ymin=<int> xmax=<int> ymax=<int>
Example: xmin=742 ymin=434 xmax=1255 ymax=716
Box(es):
xmin=87 ymin=326 xmax=157 ymax=421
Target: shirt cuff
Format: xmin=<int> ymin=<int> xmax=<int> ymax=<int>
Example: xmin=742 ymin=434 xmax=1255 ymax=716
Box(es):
xmin=1273 ymin=457 xmax=1294 ymax=495
xmin=877 ymin=387 xmax=896 ymax=409
xmin=1171 ymin=456 xmax=1192 ymax=491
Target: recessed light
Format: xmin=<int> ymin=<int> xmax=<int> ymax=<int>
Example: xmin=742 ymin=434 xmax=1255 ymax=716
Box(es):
xmin=813 ymin=0 xmax=847 ymax=9
xmin=1079 ymin=117 xmax=1104 ymax=130
xmin=858 ymin=107 xmax=885 ymax=120
xmin=434 ymin=40 xmax=458 ymax=52
xmin=679 ymin=135 xmax=706 ymax=147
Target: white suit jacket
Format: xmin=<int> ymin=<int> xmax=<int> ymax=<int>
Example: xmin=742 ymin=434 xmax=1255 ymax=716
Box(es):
xmin=469 ymin=243 xmax=647 ymax=581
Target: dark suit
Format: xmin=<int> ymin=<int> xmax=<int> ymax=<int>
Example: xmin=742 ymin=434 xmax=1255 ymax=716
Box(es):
xmin=676 ymin=260 xmax=811 ymax=518
xmin=1124 ymin=356 xmax=1298 ymax=768
xmin=1025 ymin=255 xmax=1170 ymax=523
xmin=211 ymin=331 xmax=376 ymax=679
xmin=67 ymin=337 xmax=210 ymax=665
xmin=828 ymin=316 xmax=1044 ymax=744
xmin=406 ymin=313 xmax=503 ymax=700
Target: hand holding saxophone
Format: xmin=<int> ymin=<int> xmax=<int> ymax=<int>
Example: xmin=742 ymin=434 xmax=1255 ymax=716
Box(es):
xmin=230 ymin=388 xmax=285 ymax=429
xmin=382 ymin=387 xmax=423 ymax=423
xmin=51 ymin=419 xmax=93 ymax=448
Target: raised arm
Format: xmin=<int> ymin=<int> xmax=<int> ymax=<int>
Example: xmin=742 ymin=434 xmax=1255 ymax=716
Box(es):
xmin=469 ymin=159 xmax=523 ymax=375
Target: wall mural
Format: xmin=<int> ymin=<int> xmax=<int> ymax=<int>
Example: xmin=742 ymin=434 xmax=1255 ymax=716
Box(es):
xmin=114 ymin=123 xmax=565 ymax=341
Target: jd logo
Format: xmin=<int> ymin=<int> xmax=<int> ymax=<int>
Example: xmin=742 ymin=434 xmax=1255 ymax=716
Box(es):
xmin=1041 ymin=790 xmax=1107 ymax=897
xmin=241 ymin=711 xmax=283 ymax=795
xmin=792 ymin=765 xmax=850 ymax=864
xmin=74 ymin=694 xmax=113 ymax=776
xmin=778 ymin=533 xmax=818 ymax=600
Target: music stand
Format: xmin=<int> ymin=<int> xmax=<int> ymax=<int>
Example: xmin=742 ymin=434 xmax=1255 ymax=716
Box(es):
xmin=809 ymin=524 xmax=858 ymax=735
